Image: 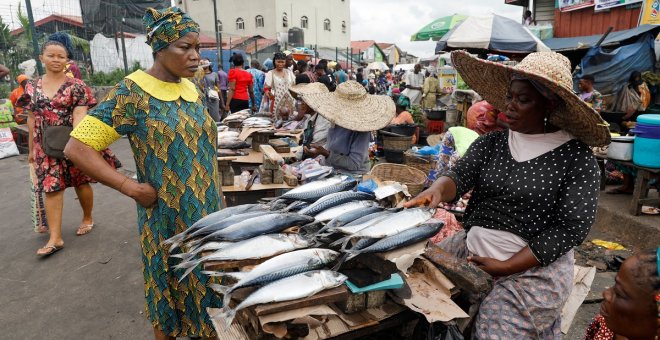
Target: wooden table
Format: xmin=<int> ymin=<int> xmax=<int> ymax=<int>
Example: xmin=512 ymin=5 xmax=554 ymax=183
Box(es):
xmin=221 ymin=176 xmax=294 ymax=206
xmin=218 ymin=147 xmax=301 ymax=174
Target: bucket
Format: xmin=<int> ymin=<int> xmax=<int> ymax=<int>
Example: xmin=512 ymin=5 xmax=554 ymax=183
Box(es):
xmin=631 ymin=114 xmax=660 ymax=168
xmin=607 ymin=136 xmax=634 ymax=161
xmin=390 ymin=124 xmax=417 ymax=136
xmin=446 ymin=107 xmax=459 ymax=123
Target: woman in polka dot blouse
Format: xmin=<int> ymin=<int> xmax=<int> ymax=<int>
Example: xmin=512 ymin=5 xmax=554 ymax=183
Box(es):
xmin=406 ymin=51 xmax=611 ymax=337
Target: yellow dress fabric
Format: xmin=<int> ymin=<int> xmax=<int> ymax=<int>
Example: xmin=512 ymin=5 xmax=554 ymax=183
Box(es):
xmin=74 ymin=70 xmax=222 ymax=337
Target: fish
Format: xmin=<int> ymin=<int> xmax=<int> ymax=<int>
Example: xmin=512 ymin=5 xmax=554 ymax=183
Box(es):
xmin=179 ymin=210 xmax=272 ymax=246
xmin=169 ymin=241 xmax=233 ymax=261
xmin=163 ymin=204 xmax=266 ymax=247
xmin=207 ymin=248 xmax=339 ymax=306
xmin=280 ymin=176 xmax=357 ymax=202
xmin=212 ymin=270 xmax=347 ymax=329
xmin=185 ymin=210 xmax=275 ymax=247
xmin=319 ymin=206 xmax=384 ymax=234
xmin=314 ymin=201 xmax=378 ymax=222
xmin=281 ymin=200 xmax=310 ymax=212
xmin=174 ymin=233 xmax=312 ymax=279
xmin=217 ymin=139 xmax=250 ymax=149
xmin=342 ymin=222 xmax=444 ymax=262
xmin=298 ymin=191 xmax=376 ymax=216
xmin=330 ymin=208 xmax=434 ymax=249
xmin=198 ymin=213 xmax=314 ymax=242
xmin=327 ymin=210 xmax=398 ymax=236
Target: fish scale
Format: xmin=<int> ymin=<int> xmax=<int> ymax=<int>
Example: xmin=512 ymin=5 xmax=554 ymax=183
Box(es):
xmin=314 ymin=201 xmax=377 ymax=222
xmin=280 ymin=177 xmax=357 ymax=201
xmin=298 ymin=191 xmax=375 ymax=216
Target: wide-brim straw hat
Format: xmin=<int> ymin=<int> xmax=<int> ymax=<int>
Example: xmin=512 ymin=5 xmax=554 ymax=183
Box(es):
xmin=427 ymin=134 xmax=443 ymax=147
xmin=300 ymin=80 xmax=395 ymax=132
xmin=289 ymin=82 xmax=328 ymax=99
xmin=451 ymin=50 xmax=610 ymax=147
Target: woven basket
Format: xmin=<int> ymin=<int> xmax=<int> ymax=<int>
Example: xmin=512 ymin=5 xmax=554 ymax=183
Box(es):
xmin=370 ymin=163 xmax=426 ymax=196
xmin=382 ymin=135 xmax=412 ymax=151
xmin=404 ymin=150 xmax=437 ymax=174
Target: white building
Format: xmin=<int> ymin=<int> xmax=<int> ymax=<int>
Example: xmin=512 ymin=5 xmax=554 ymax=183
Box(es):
xmin=178 ymin=0 xmax=351 ymax=49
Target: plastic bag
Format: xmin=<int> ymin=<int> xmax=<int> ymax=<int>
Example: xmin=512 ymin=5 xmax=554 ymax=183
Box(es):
xmin=357 ymin=179 xmax=378 ymax=194
xmin=427 ymin=323 xmax=464 ymax=340
xmin=0 ymin=128 xmax=19 ymax=159
xmin=613 ymin=86 xmax=642 ymax=114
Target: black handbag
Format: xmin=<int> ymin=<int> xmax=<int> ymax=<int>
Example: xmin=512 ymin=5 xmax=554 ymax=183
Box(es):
xmin=41 ymin=124 xmax=72 ymax=159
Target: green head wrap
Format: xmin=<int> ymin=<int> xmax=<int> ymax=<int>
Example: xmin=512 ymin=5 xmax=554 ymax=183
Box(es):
xmin=143 ymin=7 xmax=199 ymax=53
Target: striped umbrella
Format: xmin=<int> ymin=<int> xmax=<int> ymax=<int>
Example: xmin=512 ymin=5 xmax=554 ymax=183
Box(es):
xmin=411 ymin=14 xmax=467 ymax=41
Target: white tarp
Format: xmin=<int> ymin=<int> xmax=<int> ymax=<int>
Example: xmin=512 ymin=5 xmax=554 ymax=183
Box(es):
xmin=90 ymin=33 xmax=153 ymax=73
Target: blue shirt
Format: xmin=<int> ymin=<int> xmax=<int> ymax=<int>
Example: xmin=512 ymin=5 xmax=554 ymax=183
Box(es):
xmin=334 ymin=70 xmax=348 ymax=84
xmin=325 ymin=125 xmax=370 ymax=174
xmin=217 ymin=69 xmax=228 ymax=90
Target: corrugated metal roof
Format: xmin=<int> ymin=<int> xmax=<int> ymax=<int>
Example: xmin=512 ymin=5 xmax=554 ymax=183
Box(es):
xmin=543 ymin=24 xmax=660 ymax=51
xmin=554 ymin=6 xmax=641 ymax=38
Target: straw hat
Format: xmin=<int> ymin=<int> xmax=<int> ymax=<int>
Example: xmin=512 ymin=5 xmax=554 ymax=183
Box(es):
xmin=289 ymin=82 xmax=328 ymax=99
xmin=299 ymin=80 xmax=395 ymax=132
xmin=427 ymin=134 xmax=443 ymax=147
xmin=451 ymin=50 xmax=610 ymax=147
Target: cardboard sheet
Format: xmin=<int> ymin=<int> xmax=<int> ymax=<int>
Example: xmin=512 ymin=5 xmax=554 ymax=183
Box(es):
xmin=239 ymin=126 xmax=274 ymax=140
xmin=378 ymin=240 xmax=428 ymax=274
xmin=208 ymin=307 xmax=250 ymax=340
xmin=259 ymin=305 xmax=336 ymax=338
xmin=391 ymin=258 xmax=469 ymax=323
xmin=561 ymin=265 xmax=597 ymax=334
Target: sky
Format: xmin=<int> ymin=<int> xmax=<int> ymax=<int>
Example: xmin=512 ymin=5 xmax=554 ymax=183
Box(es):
xmin=350 ymin=0 xmax=523 ymax=58
xmin=0 ymin=0 xmax=523 ymax=59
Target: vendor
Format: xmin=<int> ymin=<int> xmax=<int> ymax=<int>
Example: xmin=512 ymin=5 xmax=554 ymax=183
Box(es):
xmin=406 ymin=50 xmax=610 ymax=337
xmin=300 ymin=80 xmax=395 ymax=174
xmin=402 ymin=64 xmax=424 ymax=106
xmin=422 ymin=69 xmax=442 ymax=110
xmin=390 ymin=95 xmax=417 ymax=144
xmin=289 ymin=83 xmax=331 ymax=148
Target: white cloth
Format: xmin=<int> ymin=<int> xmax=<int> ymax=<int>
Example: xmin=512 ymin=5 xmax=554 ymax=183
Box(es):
xmin=467 ymin=227 xmax=528 ymax=261
xmin=403 ymin=71 xmax=424 ymax=105
xmin=508 ymin=129 xmax=573 ymax=162
xmin=308 ymin=113 xmax=331 ymax=145
xmin=466 ymin=129 xmax=574 ymax=261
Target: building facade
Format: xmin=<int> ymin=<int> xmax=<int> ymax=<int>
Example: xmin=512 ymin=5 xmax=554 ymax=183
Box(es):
xmin=179 ymin=0 xmax=351 ymax=49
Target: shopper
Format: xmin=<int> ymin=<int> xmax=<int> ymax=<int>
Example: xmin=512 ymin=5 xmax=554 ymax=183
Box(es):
xmin=64 ymin=7 xmax=222 ymax=339
xmin=17 ymin=35 xmax=121 ymax=255
xmin=225 ymin=54 xmax=255 ymax=113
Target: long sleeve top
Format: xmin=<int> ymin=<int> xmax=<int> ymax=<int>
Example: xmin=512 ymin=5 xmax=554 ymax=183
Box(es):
xmin=324 ymin=125 xmax=370 ymax=174
xmin=445 ymin=131 xmax=600 ymax=265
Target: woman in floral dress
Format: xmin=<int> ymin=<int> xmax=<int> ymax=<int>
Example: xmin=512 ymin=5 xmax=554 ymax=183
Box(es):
xmin=18 ymin=37 xmax=120 ymax=256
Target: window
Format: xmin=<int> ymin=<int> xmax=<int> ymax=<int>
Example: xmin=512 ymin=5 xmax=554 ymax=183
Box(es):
xmin=255 ymin=15 xmax=264 ymax=28
xmin=236 ymin=18 xmax=244 ymax=30
xmin=216 ymin=20 xmax=223 ymax=32
xmin=341 ymin=21 xmax=346 ymax=33
xmin=282 ymin=13 xmax=288 ymax=28
xmin=301 ymin=16 xmax=308 ymax=29
xmin=323 ymin=19 xmax=331 ymax=31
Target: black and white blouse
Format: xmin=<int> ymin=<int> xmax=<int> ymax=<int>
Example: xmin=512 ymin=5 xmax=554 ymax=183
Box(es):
xmin=445 ymin=131 xmax=600 ymax=266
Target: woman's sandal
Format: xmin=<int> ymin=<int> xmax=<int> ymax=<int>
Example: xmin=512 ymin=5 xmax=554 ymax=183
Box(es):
xmin=76 ymin=223 xmax=94 ymax=236
xmin=37 ymin=244 xmax=63 ymax=256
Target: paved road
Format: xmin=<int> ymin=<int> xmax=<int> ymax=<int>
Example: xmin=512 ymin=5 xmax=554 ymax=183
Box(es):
xmin=0 ymin=138 xmax=153 ymax=339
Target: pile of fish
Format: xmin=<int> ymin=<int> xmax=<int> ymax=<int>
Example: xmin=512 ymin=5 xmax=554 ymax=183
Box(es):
xmin=165 ymin=175 xmax=443 ymax=328
xmin=222 ymin=111 xmax=251 ymax=123
xmin=242 ymin=117 xmax=273 ymax=128
xmin=217 ymin=130 xmax=250 ymax=149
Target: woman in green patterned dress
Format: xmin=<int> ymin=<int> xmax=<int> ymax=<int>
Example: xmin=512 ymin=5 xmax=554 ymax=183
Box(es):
xmin=64 ymin=7 xmax=222 ymax=340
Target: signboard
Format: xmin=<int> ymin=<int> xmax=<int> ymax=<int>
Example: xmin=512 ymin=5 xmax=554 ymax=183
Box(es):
xmin=559 ymin=0 xmax=596 ymax=11
xmin=595 ymin=0 xmax=642 ymax=11
xmin=439 ymin=67 xmax=458 ymax=93
xmin=639 ymin=0 xmax=660 ymax=24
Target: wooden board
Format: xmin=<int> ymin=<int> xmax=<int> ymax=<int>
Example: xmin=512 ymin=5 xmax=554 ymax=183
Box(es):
xmin=218 ymin=147 xmax=300 ymax=164
xmin=222 ymin=176 xmax=294 ymax=193
xmin=259 ymin=144 xmax=284 ymax=164
xmin=252 ymin=285 xmax=349 ymax=316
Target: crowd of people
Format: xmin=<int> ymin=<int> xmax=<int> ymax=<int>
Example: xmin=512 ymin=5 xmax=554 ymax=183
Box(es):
xmin=0 ymin=5 xmax=658 ymax=340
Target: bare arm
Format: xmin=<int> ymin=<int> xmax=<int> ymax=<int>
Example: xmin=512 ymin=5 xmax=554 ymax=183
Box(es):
xmin=64 ymin=138 xmax=157 ymax=207
xmin=403 ymin=176 xmax=457 ymax=208
xmin=225 ymin=80 xmax=236 ymax=111
xmin=248 ymin=82 xmax=255 ymax=112
xmin=468 ymin=247 xmax=540 ymax=277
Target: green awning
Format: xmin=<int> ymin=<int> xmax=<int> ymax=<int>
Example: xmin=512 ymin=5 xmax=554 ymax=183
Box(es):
xmin=411 ymin=14 xmax=467 ymax=41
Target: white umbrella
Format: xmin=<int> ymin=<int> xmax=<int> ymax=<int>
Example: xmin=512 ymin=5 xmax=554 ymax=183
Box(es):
xmin=367 ymin=61 xmax=389 ymax=71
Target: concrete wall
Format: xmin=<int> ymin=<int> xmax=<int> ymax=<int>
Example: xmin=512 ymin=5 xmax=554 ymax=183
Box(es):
xmin=181 ymin=0 xmax=350 ymax=49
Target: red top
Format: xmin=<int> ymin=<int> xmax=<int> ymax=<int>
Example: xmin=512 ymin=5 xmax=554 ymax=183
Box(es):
xmin=228 ymin=68 xmax=253 ymax=101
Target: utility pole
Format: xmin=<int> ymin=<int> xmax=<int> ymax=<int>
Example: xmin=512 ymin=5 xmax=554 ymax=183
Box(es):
xmin=25 ymin=0 xmax=42 ymax=75
xmin=119 ymin=17 xmax=129 ymax=74
xmin=212 ymin=0 xmax=222 ymax=70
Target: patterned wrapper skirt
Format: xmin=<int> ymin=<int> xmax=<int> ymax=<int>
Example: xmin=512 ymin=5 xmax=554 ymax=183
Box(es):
xmin=438 ymin=231 xmax=574 ymax=339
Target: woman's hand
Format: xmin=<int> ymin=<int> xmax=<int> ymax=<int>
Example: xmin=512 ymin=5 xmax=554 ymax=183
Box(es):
xmin=124 ymin=181 xmax=158 ymax=208
xmin=225 ymin=103 xmax=231 ymax=112
xmin=404 ymin=186 xmax=443 ymax=208
xmin=468 ymin=256 xmax=512 ymax=277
